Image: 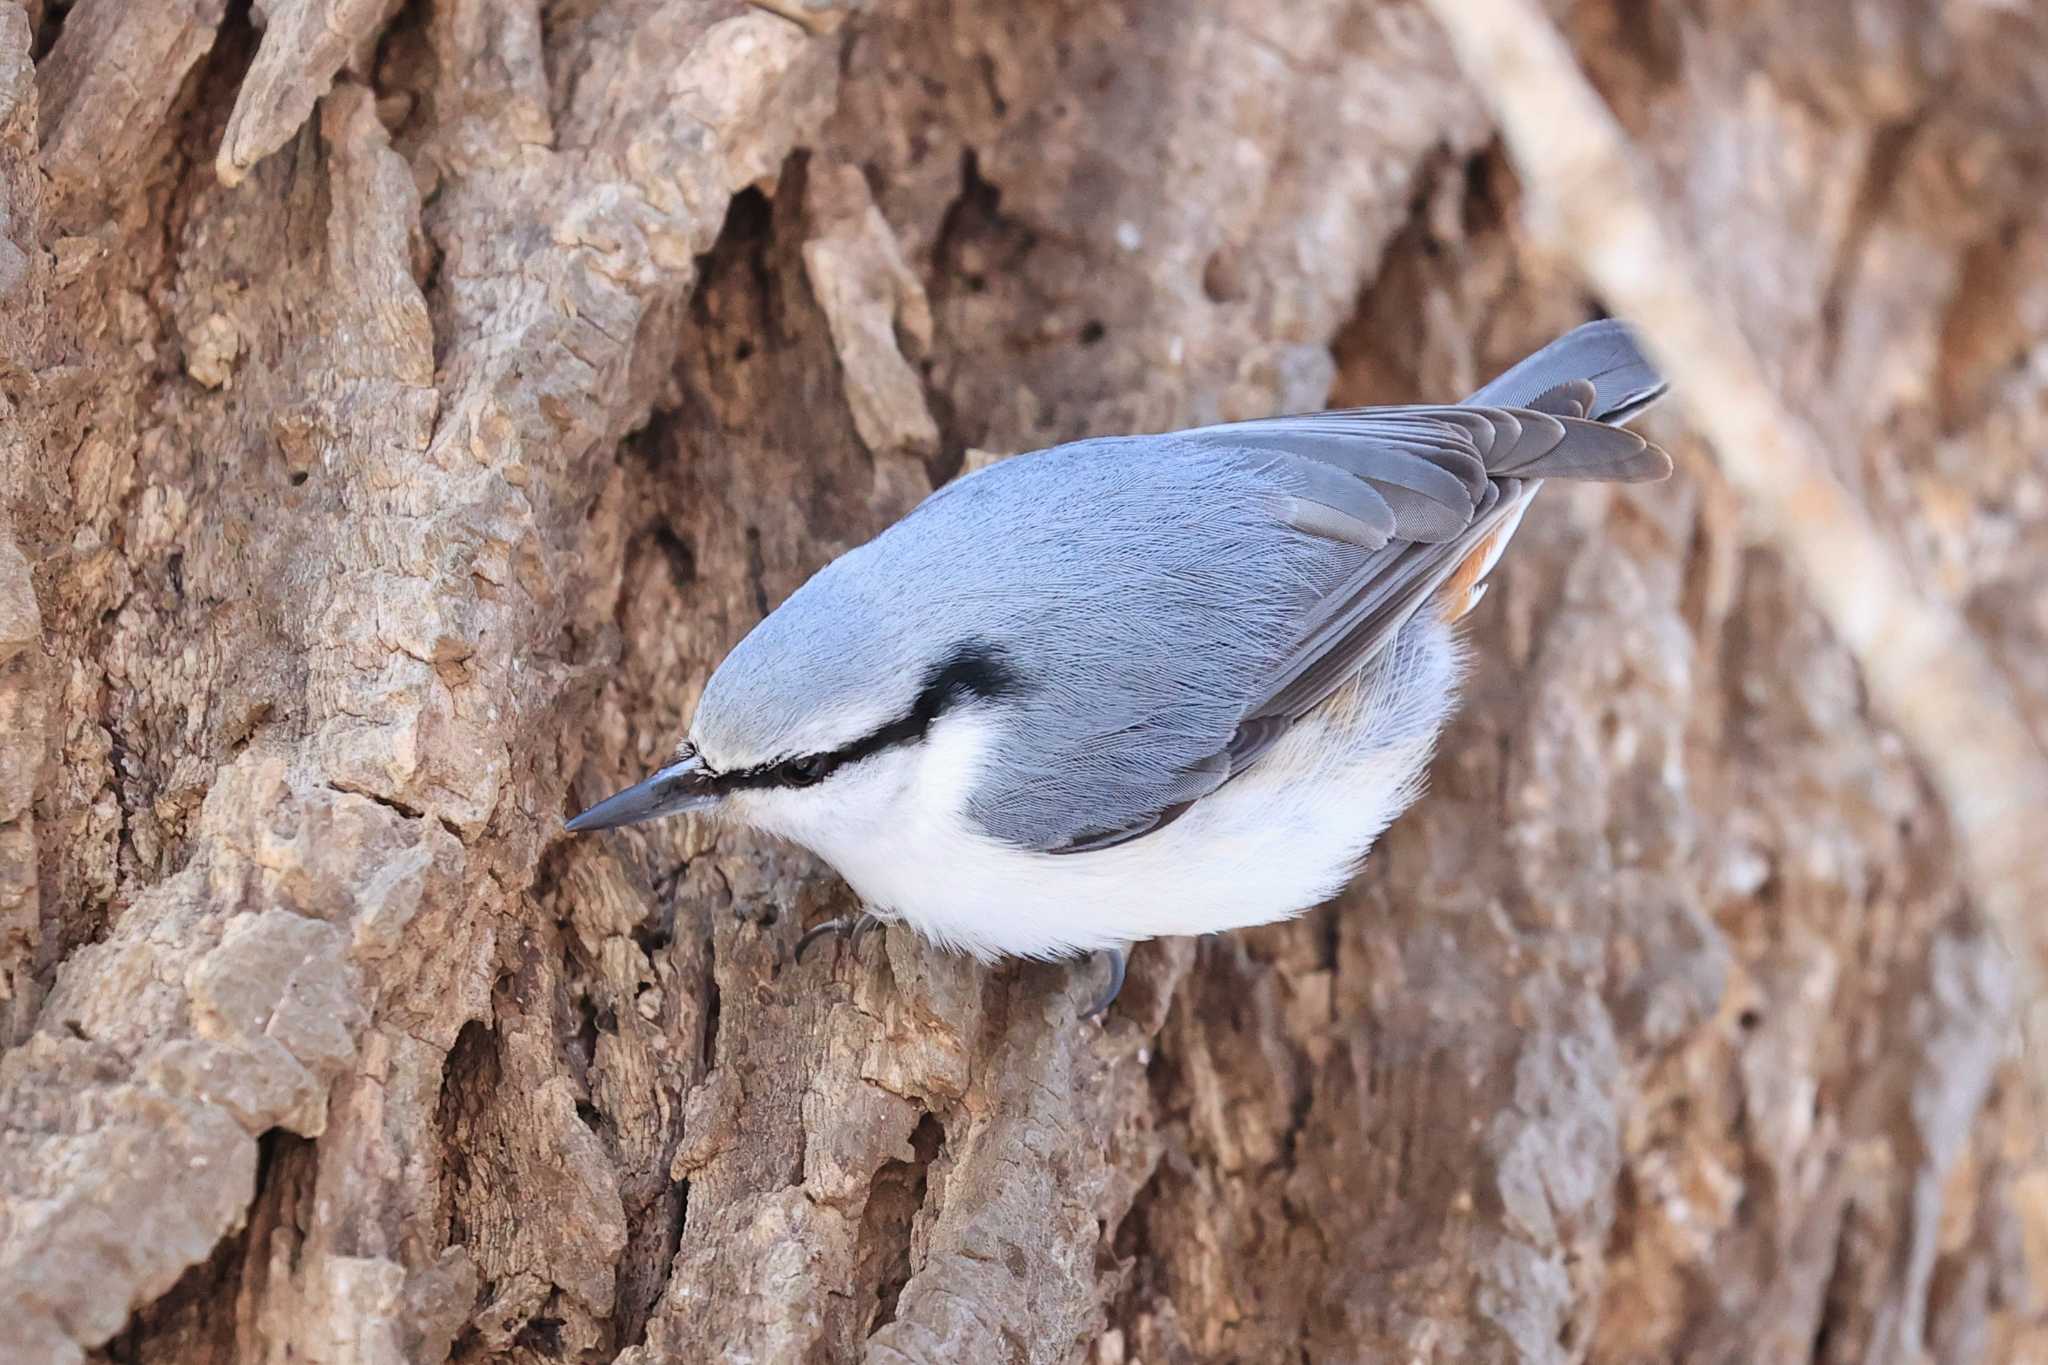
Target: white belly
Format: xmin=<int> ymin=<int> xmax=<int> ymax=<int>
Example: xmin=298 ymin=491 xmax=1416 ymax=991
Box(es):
xmin=857 ymin=717 xmax=1439 ymax=961
xmin=726 ymin=622 xmax=1461 ymax=963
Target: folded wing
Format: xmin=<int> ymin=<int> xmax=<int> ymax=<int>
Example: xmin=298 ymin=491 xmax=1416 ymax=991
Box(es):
xmin=1046 ymin=321 xmax=1670 ymax=854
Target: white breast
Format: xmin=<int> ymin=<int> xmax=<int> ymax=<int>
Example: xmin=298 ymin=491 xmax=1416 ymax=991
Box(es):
xmin=725 ymin=628 xmax=1460 ymax=963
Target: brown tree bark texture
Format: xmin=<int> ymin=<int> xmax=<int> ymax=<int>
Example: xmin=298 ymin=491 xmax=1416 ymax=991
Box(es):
xmin=0 ymin=2 xmax=2043 ymax=1363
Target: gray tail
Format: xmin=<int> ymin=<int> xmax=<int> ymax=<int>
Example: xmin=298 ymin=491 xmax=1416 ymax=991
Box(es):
xmin=1465 ymin=319 xmax=1667 ymax=426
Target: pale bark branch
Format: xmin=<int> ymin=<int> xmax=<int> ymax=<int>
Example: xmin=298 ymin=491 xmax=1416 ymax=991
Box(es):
xmin=1424 ymin=0 xmax=2048 ymax=1065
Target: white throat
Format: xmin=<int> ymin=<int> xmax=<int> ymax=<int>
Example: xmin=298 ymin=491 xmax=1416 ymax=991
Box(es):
xmin=722 ymin=706 xmax=1002 ymax=915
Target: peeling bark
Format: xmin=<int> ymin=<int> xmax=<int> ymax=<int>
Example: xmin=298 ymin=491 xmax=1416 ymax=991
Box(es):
xmin=1 ymin=2 xmax=2043 ymax=1363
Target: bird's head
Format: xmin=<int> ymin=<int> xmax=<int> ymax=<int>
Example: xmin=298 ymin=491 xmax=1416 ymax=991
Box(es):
xmin=564 ymin=553 xmax=1018 ymax=842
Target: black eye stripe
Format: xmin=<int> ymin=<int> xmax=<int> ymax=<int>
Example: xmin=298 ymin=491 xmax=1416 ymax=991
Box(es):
xmin=710 ymin=642 xmax=1019 ymax=794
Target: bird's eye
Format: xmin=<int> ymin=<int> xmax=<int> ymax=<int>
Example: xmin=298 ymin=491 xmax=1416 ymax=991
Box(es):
xmin=780 ymin=755 xmax=831 ymax=788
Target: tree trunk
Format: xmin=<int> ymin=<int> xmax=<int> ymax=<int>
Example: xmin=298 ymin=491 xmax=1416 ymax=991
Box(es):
xmin=2 ymin=1 xmax=2044 ymax=1362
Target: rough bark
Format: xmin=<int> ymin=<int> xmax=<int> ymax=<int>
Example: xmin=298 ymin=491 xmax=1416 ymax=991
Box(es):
xmin=0 ymin=2 xmax=2042 ymax=1363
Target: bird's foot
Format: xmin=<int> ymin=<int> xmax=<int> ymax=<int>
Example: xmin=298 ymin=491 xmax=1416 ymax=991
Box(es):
xmin=795 ymin=911 xmax=886 ymax=962
xmin=1081 ymin=947 xmax=1127 ymax=1021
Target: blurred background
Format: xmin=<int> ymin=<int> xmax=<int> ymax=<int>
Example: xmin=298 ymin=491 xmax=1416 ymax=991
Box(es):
xmin=2 ymin=1 xmax=2045 ymax=1362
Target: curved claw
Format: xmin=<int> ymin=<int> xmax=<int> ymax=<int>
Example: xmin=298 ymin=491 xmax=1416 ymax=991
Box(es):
xmin=1081 ymin=947 xmax=1127 ymax=1021
xmin=795 ymin=912 xmax=884 ymax=962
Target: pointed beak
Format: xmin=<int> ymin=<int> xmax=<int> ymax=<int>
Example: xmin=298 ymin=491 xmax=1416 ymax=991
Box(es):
xmin=565 ymin=753 xmax=720 ymax=833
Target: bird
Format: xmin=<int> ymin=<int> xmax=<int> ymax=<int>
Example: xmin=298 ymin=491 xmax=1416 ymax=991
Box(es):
xmin=566 ymin=320 xmax=1671 ymax=1018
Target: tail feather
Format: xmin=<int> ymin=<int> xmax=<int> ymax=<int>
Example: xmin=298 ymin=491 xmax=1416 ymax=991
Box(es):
xmin=1435 ymin=320 xmax=1671 ymax=622
xmin=1466 ymin=318 xmax=1667 ymax=425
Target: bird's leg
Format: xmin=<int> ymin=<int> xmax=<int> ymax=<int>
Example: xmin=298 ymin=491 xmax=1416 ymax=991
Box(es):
xmin=1081 ymin=947 xmax=1127 ymax=1021
xmin=795 ymin=911 xmax=886 ymax=962
xmin=850 ymin=912 xmax=884 ymax=951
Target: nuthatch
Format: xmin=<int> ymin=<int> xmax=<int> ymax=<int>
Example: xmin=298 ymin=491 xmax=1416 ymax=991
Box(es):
xmin=569 ymin=321 xmax=1670 ymax=1017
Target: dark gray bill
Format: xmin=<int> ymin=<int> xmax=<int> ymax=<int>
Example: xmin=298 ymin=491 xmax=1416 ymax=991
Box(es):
xmin=565 ymin=754 xmax=719 ymax=832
